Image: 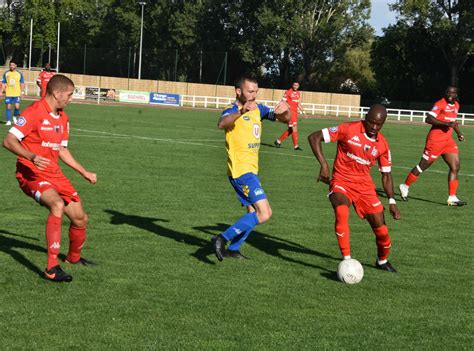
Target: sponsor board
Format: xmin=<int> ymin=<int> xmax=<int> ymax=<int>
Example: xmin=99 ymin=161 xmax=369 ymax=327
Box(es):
xmin=119 ymin=90 xmax=150 ymax=104
xmin=149 ymin=92 xmax=180 ymax=106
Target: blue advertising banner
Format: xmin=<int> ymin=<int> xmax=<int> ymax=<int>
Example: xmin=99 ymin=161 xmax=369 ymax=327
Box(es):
xmin=149 ymin=92 xmax=180 ymax=106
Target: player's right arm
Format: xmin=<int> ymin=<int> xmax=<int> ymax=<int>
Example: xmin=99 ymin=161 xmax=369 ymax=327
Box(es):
xmin=2 ymin=133 xmax=50 ymax=170
xmin=308 ymin=130 xmax=330 ymax=184
xmin=217 ymin=101 xmax=257 ymax=129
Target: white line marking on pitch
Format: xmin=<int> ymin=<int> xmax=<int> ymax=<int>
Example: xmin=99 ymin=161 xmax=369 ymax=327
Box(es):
xmin=72 ymin=128 xmax=474 ymax=177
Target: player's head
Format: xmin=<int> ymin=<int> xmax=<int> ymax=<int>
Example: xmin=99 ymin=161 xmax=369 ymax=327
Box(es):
xmin=44 ymin=63 xmax=52 ymax=71
xmin=445 ymin=86 xmax=457 ymax=104
xmin=291 ymin=82 xmax=300 ymax=91
xmin=9 ymin=62 xmax=17 ymax=71
xmin=364 ymin=104 xmax=387 ymax=138
xmin=234 ymin=75 xmax=258 ymax=104
xmin=46 ymin=75 xmax=75 ymax=108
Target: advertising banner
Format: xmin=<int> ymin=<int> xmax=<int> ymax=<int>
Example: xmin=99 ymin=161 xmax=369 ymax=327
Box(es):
xmin=118 ymin=90 xmax=150 ymax=104
xmin=149 ymin=92 xmax=180 ymax=106
xmin=73 ymin=86 xmax=86 ymax=100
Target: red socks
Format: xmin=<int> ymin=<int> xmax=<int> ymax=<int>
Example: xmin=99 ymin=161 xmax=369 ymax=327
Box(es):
xmin=449 ymin=179 xmax=458 ymax=196
xmin=373 ymin=225 xmax=391 ymax=261
xmin=67 ymin=225 xmax=87 ymax=263
xmin=278 ymin=129 xmax=291 ymax=142
xmin=404 ymin=172 xmax=418 ymax=186
xmin=46 ymin=214 xmax=62 ymax=270
xmin=334 ymin=205 xmax=350 ymax=257
xmin=291 ymin=130 xmax=299 ymax=148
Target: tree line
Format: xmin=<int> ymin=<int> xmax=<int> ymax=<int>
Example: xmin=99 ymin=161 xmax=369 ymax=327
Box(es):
xmin=0 ymin=0 xmax=472 ymax=104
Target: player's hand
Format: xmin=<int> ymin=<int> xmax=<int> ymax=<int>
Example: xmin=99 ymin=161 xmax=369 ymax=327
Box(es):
xmin=458 ymin=133 xmax=465 ymax=142
xmin=83 ymin=171 xmax=97 ymax=184
xmin=389 ymin=204 xmax=401 ymax=220
xmin=317 ymin=166 xmax=330 ymax=184
xmin=242 ymin=101 xmax=257 ymax=113
xmin=274 ymin=101 xmax=289 ymax=115
xmin=31 ymin=155 xmax=50 ymax=170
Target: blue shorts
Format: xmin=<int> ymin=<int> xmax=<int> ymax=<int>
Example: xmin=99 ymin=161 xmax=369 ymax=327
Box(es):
xmin=229 ymin=172 xmax=267 ymax=207
xmin=5 ymin=96 xmax=20 ymax=105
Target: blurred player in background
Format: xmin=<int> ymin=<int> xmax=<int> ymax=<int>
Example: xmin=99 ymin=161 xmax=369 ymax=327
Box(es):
xmin=36 ymin=63 xmax=55 ymax=98
xmin=212 ymin=75 xmax=290 ymax=260
xmin=0 ymin=62 xmax=25 ymax=126
xmin=308 ymin=104 xmax=401 ymax=272
xmin=2 ymin=75 xmax=97 ymax=282
xmin=274 ymin=81 xmax=306 ymax=151
xmin=399 ymin=86 xmax=466 ymax=206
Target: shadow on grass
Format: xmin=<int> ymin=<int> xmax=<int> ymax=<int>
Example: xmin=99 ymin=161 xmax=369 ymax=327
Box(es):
xmin=0 ymin=230 xmax=53 ymax=278
xmin=375 ymin=187 xmax=446 ymax=206
xmin=193 ymin=223 xmax=339 ymax=274
xmin=104 ymin=210 xmax=215 ymax=265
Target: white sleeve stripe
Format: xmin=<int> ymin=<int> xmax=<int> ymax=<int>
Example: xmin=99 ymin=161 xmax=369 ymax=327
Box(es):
xmin=379 ymin=166 xmax=391 ymax=173
xmin=428 ymin=111 xmax=437 ymax=117
xmin=9 ymin=127 xmax=24 ymax=140
xmin=61 ymin=140 xmax=68 ymax=146
xmin=322 ymin=128 xmax=331 ymax=143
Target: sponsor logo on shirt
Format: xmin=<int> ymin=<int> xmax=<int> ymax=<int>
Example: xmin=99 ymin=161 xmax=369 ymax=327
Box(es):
xmin=371 ymin=147 xmax=378 ymax=157
xmin=41 ymin=141 xmax=61 ymax=150
xmin=329 ymin=126 xmax=338 ymax=133
xmin=254 ymin=188 xmax=264 ymax=196
xmin=252 ymin=124 xmax=261 ymax=138
xmin=42 ymin=119 xmax=51 ymax=125
xmin=243 ymin=116 xmax=250 ymax=121
xmin=16 ymin=116 xmax=26 ymax=126
xmin=346 ymin=152 xmax=370 ymax=165
xmin=348 ymin=135 xmax=362 ymax=147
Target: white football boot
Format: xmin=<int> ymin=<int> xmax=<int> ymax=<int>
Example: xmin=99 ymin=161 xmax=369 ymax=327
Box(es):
xmin=399 ymin=183 xmax=409 ymax=201
xmin=447 ymin=195 xmax=467 ymax=206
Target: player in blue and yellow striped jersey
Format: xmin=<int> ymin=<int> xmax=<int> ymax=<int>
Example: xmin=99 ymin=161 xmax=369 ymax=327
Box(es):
xmin=212 ymin=75 xmax=290 ymax=260
xmin=1 ymin=62 xmax=25 ymax=125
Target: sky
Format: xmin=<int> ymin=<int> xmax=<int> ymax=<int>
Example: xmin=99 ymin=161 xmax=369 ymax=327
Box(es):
xmin=369 ymin=0 xmax=398 ymax=36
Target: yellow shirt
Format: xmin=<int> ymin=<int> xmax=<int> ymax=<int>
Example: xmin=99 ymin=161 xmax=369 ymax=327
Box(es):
xmin=221 ymin=102 xmax=275 ymax=178
xmin=2 ymin=70 xmax=24 ymax=97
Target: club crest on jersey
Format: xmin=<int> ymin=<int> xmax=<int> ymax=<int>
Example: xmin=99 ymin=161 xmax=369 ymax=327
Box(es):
xmin=253 ymin=124 xmax=261 ymax=138
xmin=364 ymin=144 xmax=370 ymax=152
xmin=16 ymin=116 xmax=26 ymax=126
xmin=54 ymin=125 xmax=60 ymax=133
xmin=243 ymin=116 xmax=250 ymax=121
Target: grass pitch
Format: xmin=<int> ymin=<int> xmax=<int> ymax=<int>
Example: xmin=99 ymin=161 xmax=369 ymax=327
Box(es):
xmin=0 ymin=102 xmax=472 ymax=349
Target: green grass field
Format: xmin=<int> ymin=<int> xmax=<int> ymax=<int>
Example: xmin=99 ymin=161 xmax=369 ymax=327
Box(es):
xmin=0 ymin=102 xmax=472 ymax=349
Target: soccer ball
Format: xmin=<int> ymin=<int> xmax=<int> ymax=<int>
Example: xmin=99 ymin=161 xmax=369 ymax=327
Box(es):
xmin=337 ymin=258 xmax=364 ymax=284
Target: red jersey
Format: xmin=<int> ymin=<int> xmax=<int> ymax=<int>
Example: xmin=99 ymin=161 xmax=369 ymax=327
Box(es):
xmin=426 ymin=98 xmax=459 ymax=142
xmin=37 ymin=70 xmax=55 ymax=97
xmin=322 ymin=121 xmax=391 ymax=185
xmin=283 ymin=89 xmax=301 ymax=110
xmin=9 ymin=99 xmax=69 ymax=178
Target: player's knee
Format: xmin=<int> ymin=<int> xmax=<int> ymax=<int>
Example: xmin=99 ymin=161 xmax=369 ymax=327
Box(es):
xmin=73 ymin=212 xmax=89 ymax=228
xmin=257 ymin=208 xmax=272 ymax=223
xmin=49 ymin=200 xmax=65 ymax=214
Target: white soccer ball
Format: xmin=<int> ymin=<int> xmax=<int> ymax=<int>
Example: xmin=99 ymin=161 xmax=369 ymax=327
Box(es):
xmin=337 ymin=258 xmax=364 ymax=284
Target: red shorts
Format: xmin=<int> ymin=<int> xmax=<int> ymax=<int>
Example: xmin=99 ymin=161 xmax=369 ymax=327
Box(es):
xmin=16 ymin=171 xmax=80 ymax=204
xmin=423 ymin=137 xmax=458 ymax=162
xmin=288 ymin=109 xmax=298 ymax=127
xmin=329 ymin=179 xmax=384 ymax=219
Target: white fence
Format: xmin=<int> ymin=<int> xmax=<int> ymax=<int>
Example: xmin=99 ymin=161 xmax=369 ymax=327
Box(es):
xmin=180 ymin=95 xmax=474 ymax=126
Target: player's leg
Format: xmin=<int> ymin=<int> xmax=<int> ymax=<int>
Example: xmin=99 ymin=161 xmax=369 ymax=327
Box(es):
xmin=227 ymin=199 xmax=272 ymax=258
xmin=329 ymin=192 xmax=352 ymax=259
xmin=63 ymin=200 xmax=95 ymax=264
xmin=399 ymin=156 xmax=434 ymax=201
xmin=366 ymin=212 xmax=396 ymax=272
xmin=292 ymin=124 xmax=302 ymax=151
xmin=5 ymin=101 xmax=12 ymax=125
xmin=213 ymin=173 xmax=266 ymax=260
xmin=13 ymin=100 xmax=20 ymax=123
xmin=442 ymin=153 xmax=466 ymax=206
xmin=39 ymin=188 xmax=73 ymax=282
xmin=276 ymin=126 xmax=292 ymax=147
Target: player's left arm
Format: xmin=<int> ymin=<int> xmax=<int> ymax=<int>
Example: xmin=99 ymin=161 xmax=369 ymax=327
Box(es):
xmin=59 ymin=147 xmax=97 ymax=184
xmin=380 ymin=172 xmax=401 ymax=220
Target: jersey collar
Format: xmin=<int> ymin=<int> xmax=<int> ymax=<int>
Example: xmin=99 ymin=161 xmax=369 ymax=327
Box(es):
xmin=360 ymin=121 xmax=378 ymax=142
xmin=41 ymin=98 xmax=62 ymax=119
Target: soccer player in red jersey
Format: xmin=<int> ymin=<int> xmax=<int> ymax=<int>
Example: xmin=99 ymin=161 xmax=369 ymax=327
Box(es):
xmin=274 ymin=81 xmax=306 ymax=151
xmin=2 ymin=75 xmax=97 ymax=282
xmin=36 ymin=63 xmax=55 ymax=98
xmin=308 ymin=104 xmax=401 ymax=272
xmin=399 ymin=86 xmax=466 ymax=206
